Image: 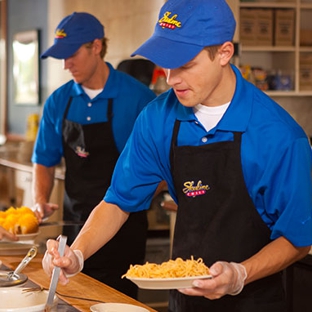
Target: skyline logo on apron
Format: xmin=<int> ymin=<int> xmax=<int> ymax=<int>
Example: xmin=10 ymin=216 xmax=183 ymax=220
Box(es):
xmin=75 ymin=146 xmax=89 ymax=158
xmin=182 ymin=180 xmax=210 ymax=197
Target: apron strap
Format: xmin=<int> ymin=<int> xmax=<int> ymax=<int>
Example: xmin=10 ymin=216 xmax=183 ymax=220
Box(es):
xmin=107 ymin=98 xmax=113 ymax=121
xmin=170 ymin=119 xmax=181 ymax=174
xmin=233 ymin=131 xmax=242 ymax=143
xmin=63 ymin=97 xmax=73 ymax=119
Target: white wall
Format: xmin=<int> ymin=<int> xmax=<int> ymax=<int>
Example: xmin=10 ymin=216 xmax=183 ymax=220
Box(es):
xmin=45 ymin=0 xmax=312 ymax=138
xmin=46 ymin=0 xmax=164 ymax=94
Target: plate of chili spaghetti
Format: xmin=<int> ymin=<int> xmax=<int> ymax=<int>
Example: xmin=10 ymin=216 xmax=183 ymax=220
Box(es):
xmin=122 ymin=256 xmax=212 ymax=289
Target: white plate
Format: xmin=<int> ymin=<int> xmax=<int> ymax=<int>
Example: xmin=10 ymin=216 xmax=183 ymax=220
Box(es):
xmin=90 ymin=303 xmax=149 ymax=312
xmin=16 ymin=231 xmax=40 ymax=242
xmin=0 ymin=243 xmax=38 ymax=255
xmin=126 ymin=275 xmax=212 ymax=289
xmin=0 ymin=288 xmax=58 ymax=311
xmin=2 ymin=232 xmax=40 ymax=244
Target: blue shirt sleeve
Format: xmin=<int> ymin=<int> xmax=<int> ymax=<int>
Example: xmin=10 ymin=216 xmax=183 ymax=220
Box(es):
xmin=258 ymin=137 xmax=312 ymax=246
xmin=31 ymin=87 xmax=66 ymax=167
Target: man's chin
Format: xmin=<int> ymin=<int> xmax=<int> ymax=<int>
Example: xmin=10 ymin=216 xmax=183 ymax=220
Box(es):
xmin=175 ymin=96 xmax=195 ymax=108
xmin=73 ymin=78 xmax=82 ymax=84
xmin=174 ymin=90 xmax=194 ymax=107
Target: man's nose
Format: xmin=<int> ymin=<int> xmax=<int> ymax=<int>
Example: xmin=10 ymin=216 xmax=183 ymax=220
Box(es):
xmin=63 ymin=58 xmax=71 ymax=70
xmin=166 ymin=69 xmax=179 ymax=86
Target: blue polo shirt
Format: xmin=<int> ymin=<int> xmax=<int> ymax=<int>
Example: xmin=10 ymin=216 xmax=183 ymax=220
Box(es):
xmin=105 ymin=64 xmax=312 ymax=247
xmin=32 ymin=62 xmax=156 ymax=167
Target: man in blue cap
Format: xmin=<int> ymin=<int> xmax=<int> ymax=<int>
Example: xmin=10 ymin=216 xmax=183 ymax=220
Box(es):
xmin=42 ymin=1 xmax=312 ymax=311
xmin=32 ymin=12 xmax=155 ymax=298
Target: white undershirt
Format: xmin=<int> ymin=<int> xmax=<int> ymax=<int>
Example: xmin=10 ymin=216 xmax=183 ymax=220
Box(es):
xmin=193 ymin=102 xmax=231 ymax=132
xmin=82 ymin=86 xmax=103 ymax=100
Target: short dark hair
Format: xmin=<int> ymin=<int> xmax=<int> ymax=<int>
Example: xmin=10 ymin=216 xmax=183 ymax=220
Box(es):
xmin=204 ymin=45 xmax=221 ymax=61
xmin=84 ymin=37 xmax=108 ymax=59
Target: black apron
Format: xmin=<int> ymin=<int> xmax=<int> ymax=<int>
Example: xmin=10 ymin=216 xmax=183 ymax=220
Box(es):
xmin=62 ymin=97 xmax=147 ymax=298
xmin=168 ymin=120 xmax=286 ymax=312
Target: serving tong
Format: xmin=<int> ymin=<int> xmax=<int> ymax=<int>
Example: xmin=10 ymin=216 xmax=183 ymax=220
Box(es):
xmin=45 ymin=235 xmax=67 ymax=312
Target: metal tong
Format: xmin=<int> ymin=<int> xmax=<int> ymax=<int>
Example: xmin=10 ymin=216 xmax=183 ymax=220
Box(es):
xmin=45 ymin=235 xmax=67 ymax=311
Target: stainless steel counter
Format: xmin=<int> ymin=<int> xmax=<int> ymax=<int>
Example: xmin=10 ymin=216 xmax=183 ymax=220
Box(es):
xmin=0 ymin=141 xmax=65 ymax=179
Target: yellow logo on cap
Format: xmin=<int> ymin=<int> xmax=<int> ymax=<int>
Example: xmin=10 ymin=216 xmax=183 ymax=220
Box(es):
xmin=159 ymin=11 xmax=182 ymax=29
xmin=55 ymin=29 xmax=67 ymax=39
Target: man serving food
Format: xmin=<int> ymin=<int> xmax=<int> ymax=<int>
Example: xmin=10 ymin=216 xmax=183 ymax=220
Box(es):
xmin=42 ymin=0 xmax=312 ymax=311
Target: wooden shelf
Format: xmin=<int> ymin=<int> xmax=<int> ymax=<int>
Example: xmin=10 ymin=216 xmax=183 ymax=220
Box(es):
xmin=233 ymin=0 xmax=312 ymax=96
xmin=240 ymin=1 xmax=297 ymax=9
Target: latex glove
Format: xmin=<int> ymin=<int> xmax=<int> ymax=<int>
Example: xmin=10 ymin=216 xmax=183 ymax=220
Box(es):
xmin=32 ymin=202 xmax=59 ymax=223
xmin=179 ymin=261 xmax=247 ymax=299
xmin=224 ymin=262 xmax=247 ymax=295
xmin=42 ymin=239 xmax=84 ymax=285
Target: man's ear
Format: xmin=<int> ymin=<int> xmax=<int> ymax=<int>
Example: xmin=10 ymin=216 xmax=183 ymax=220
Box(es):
xmin=218 ymin=42 xmax=234 ymax=66
xmin=93 ymin=39 xmax=102 ymax=55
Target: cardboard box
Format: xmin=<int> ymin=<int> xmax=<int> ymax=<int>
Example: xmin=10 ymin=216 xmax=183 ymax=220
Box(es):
xmin=299 ymin=66 xmax=312 ymax=91
xmin=300 ymin=29 xmax=312 ymax=46
xmin=256 ymin=9 xmax=273 ymax=46
xmin=240 ymin=9 xmax=257 ymax=46
xmin=300 ymin=53 xmax=312 ymax=66
xmin=274 ymin=9 xmax=295 ymax=46
xmin=240 ymin=9 xmax=273 ymax=46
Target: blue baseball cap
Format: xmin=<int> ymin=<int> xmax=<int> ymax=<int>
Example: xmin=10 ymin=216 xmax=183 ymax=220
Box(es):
xmin=41 ymin=12 xmax=104 ymax=59
xmin=131 ymin=0 xmax=236 ymax=69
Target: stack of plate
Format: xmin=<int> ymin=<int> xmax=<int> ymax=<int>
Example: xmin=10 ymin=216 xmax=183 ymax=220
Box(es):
xmin=0 ymin=232 xmax=39 ymax=255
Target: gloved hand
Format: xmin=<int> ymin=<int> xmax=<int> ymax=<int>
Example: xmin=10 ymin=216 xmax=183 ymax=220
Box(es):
xmin=207 ymin=261 xmax=247 ymax=296
xmin=179 ymin=261 xmax=247 ymax=299
xmin=66 ymin=250 xmax=84 ymax=277
xmin=225 ymin=262 xmax=247 ymax=295
xmin=42 ymin=239 xmax=84 ymax=285
xmin=32 ymin=202 xmax=59 ymax=223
